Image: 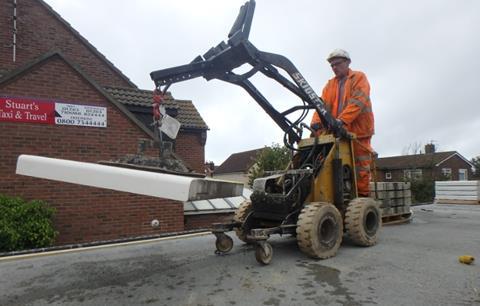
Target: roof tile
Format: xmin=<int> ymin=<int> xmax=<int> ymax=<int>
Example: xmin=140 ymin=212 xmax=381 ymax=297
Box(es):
xmin=104 ymin=87 xmax=208 ymax=130
xmin=215 ymin=148 xmax=265 ymax=174
xmin=376 ymin=151 xmax=457 ymax=169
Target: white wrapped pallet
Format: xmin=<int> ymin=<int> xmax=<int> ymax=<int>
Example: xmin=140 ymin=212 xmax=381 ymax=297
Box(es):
xmin=435 ymin=181 xmax=480 ymax=204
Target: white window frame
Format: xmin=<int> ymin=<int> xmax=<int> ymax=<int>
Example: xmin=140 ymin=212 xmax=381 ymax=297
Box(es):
xmin=458 ymin=169 xmax=468 ymax=181
xmin=385 ymin=172 xmax=392 ymax=180
xmin=441 ymin=168 xmax=452 ymax=180
xmin=404 ymin=169 xmax=422 ymax=180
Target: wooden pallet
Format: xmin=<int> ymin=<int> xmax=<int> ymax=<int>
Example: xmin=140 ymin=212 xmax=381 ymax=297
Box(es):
xmin=435 ymin=199 xmax=480 ymax=205
xmin=381 ymin=205 xmax=412 ymax=225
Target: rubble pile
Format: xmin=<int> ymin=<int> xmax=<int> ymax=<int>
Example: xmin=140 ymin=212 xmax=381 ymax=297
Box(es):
xmin=113 ymin=154 xmax=190 ymax=173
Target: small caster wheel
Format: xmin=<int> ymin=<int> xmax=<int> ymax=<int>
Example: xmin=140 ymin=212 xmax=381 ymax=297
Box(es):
xmin=215 ymin=234 xmax=234 ymax=253
xmin=255 ymin=242 xmax=273 ymax=265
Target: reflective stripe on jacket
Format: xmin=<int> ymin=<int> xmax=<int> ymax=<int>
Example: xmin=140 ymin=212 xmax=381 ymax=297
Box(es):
xmin=311 ymin=69 xmax=374 ymax=138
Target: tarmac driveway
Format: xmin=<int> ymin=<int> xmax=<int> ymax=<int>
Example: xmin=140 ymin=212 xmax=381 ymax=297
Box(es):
xmin=1 ymin=204 xmax=479 ymax=306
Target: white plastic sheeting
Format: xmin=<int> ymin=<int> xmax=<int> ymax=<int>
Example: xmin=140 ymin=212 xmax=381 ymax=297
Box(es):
xmin=435 ymin=180 xmax=480 ymax=203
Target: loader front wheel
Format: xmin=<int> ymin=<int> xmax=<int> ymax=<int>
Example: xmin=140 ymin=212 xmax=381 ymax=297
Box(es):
xmin=215 ymin=233 xmax=234 ymax=253
xmin=234 ymin=200 xmax=253 ymax=243
xmin=345 ymin=197 xmax=382 ymax=246
xmin=255 ymin=242 xmax=273 ymax=265
xmin=296 ymin=202 xmax=343 ymax=259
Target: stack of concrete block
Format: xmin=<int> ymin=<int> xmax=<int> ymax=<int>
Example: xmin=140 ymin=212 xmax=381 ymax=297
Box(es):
xmin=370 ymin=182 xmax=412 ymax=217
xmin=435 ymin=181 xmax=480 ymax=205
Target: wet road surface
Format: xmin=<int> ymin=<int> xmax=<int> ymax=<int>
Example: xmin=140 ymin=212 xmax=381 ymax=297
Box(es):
xmin=1 ymin=204 xmax=479 ymax=305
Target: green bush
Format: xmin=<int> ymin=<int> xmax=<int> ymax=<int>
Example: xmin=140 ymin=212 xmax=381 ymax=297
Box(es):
xmin=408 ymin=178 xmax=434 ymax=204
xmin=0 ymin=194 xmax=57 ymax=252
xmin=248 ymin=143 xmax=291 ymax=187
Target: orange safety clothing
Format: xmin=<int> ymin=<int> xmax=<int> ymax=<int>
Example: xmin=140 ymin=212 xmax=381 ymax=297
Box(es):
xmin=311 ymin=69 xmax=375 ymax=196
xmin=311 ymin=69 xmax=374 ymax=138
xmin=354 ymin=137 xmax=373 ymax=197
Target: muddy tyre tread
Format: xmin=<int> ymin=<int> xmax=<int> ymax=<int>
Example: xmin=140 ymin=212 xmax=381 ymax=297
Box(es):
xmin=234 ymin=200 xmax=252 ymax=243
xmin=296 ymin=202 xmax=343 ymax=259
xmin=345 ymin=197 xmax=382 ymax=246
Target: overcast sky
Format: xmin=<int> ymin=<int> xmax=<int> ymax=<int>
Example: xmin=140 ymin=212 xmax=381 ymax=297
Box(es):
xmin=44 ymin=0 xmax=480 ymax=165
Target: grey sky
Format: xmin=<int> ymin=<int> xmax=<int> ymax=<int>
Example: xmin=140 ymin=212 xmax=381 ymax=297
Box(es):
xmin=44 ymin=0 xmax=480 ymax=164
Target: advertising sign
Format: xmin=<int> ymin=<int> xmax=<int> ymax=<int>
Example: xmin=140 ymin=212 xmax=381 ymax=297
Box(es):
xmin=55 ymin=103 xmax=107 ymax=127
xmin=0 ymin=96 xmax=107 ymax=128
xmin=0 ymin=97 xmax=55 ymax=124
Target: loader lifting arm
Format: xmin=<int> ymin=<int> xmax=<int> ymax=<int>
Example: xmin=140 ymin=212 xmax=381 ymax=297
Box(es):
xmin=150 ymin=0 xmax=349 ymax=147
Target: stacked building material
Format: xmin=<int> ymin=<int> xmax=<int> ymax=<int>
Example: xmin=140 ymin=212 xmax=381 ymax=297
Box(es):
xmin=370 ymin=182 xmax=412 ymax=219
xmin=435 ymin=181 xmax=480 ymax=204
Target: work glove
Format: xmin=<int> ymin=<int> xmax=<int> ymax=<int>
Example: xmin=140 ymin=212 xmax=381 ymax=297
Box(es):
xmin=333 ymin=119 xmax=349 ymax=138
xmin=335 ymin=119 xmax=344 ymax=128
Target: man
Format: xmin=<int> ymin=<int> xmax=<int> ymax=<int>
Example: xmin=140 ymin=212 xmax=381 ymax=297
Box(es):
xmin=311 ymin=49 xmax=374 ymax=197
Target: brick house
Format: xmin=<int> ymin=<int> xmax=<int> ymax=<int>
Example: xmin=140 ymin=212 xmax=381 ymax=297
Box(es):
xmin=0 ymin=0 xmax=210 ymax=245
xmin=104 ymin=86 xmax=208 ymax=171
xmin=216 ymin=144 xmax=474 ymax=185
xmin=214 ymin=148 xmax=264 ymax=185
xmin=375 ymin=144 xmax=474 ymax=182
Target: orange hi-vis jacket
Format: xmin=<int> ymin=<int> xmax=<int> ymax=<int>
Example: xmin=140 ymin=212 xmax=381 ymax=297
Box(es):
xmin=311 ymin=69 xmax=374 ymax=139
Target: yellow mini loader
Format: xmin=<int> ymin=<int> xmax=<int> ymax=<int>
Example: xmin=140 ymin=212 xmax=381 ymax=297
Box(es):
xmin=150 ymin=0 xmax=396 ymax=264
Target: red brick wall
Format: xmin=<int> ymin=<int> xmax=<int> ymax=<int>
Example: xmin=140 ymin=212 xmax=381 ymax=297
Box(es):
xmin=0 ymin=56 xmax=184 ymax=245
xmin=1 ymin=0 xmax=207 ymax=175
xmin=175 ymin=131 xmax=206 ymax=174
xmin=0 ymin=0 xmax=214 ymax=246
xmin=0 ymin=0 xmax=133 ymax=88
xmin=433 ymin=155 xmax=474 ymax=181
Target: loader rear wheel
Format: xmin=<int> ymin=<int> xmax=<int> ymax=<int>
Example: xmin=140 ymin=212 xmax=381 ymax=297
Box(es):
xmin=345 ymin=197 xmax=382 ymax=246
xmin=296 ymin=202 xmax=343 ymax=259
xmin=234 ymin=200 xmax=253 ymax=243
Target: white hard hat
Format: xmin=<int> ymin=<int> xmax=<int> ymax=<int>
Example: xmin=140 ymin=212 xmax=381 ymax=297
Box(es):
xmin=327 ymin=49 xmax=351 ymax=62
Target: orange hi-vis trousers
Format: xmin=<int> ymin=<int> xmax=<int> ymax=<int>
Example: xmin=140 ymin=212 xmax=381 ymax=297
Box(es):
xmin=354 ymin=137 xmax=373 ymax=197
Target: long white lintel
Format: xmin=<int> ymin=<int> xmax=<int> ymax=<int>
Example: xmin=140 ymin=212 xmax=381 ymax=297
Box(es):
xmin=16 ymin=155 xmax=243 ymax=202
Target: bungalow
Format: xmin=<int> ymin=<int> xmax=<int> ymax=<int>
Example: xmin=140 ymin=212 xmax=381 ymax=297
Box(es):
xmin=375 ymin=144 xmax=474 ymax=182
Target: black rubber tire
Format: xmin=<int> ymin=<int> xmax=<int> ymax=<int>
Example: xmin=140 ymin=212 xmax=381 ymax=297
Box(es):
xmin=215 ymin=234 xmax=234 ymax=253
xmin=234 ymin=200 xmax=253 ymax=243
xmin=344 ymin=197 xmax=382 ymax=246
xmin=255 ymin=243 xmax=273 ymax=265
xmin=296 ymin=202 xmax=343 ymax=259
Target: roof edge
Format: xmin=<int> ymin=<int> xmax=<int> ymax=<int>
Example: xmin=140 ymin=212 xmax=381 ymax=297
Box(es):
xmin=0 ymin=51 xmax=58 ymax=85
xmin=105 ymin=86 xmax=210 ymax=131
xmin=0 ymin=50 xmax=155 ymax=140
xmin=435 ymin=152 xmax=474 ymax=168
xmin=36 ymin=0 xmax=138 ymax=88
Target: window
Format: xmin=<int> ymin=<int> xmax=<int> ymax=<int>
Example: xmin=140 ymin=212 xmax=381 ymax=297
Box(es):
xmin=404 ymin=169 xmax=422 ymax=180
xmin=385 ymin=172 xmax=392 ymax=180
xmin=458 ymin=169 xmax=468 ymax=181
xmin=441 ymin=168 xmax=452 ymax=180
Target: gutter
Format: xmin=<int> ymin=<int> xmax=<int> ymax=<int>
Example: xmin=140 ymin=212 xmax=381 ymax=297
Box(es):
xmin=0 ymin=229 xmax=210 ymax=260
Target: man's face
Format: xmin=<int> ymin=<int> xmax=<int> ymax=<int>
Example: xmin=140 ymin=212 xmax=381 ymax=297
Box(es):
xmin=329 ymin=57 xmax=350 ymax=78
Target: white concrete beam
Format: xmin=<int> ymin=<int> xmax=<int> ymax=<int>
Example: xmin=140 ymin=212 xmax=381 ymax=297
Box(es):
xmin=16 ymin=155 xmax=243 ymax=202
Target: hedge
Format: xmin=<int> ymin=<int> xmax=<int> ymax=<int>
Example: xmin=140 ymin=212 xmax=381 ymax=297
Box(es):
xmin=0 ymin=194 xmax=57 ymax=252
